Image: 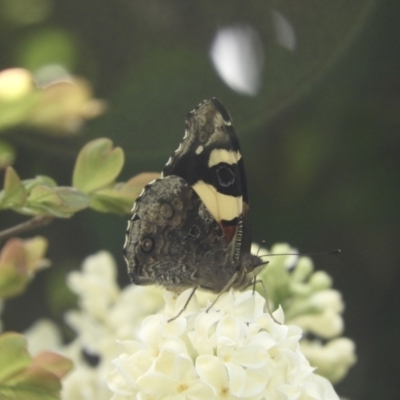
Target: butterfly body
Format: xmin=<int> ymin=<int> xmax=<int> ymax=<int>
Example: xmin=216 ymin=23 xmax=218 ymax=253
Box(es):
xmin=123 ymin=98 xmax=263 ymax=294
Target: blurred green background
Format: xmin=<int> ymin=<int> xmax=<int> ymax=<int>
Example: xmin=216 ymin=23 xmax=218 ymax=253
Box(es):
xmin=1 ymin=0 xmax=399 ymax=398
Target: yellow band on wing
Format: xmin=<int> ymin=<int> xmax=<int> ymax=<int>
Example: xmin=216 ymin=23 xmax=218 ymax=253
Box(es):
xmin=192 ymin=181 xmax=242 ymax=222
xmin=208 ymin=149 xmax=241 ymax=168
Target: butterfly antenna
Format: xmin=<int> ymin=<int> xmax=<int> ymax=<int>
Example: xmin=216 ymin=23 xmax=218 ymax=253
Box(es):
xmin=251 ymin=277 xmax=281 ymax=325
xmin=256 ymin=239 xmax=267 ymax=257
xmin=259 ymin=249 xmax=341 ymax=259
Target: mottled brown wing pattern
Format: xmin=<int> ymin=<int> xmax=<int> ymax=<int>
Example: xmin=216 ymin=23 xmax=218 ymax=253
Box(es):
xmin=123 ymin=175 xmax=242 ymax=292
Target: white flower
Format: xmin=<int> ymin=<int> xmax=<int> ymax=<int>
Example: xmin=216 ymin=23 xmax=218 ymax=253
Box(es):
xmin=67 ymin=251 xmax=120 ymax=319
xmin=65 ymin=251 xmax=164 ymax=356
xmin=62 ymin=251 xmax=164 ymax=399
xmin=23 ymin=319 xmax=112 ymax=400
xmin=24 ymin=251 xmax=164 ymax=400
xmin=24 ymin=318 xmax=63 ymax=354
xmin=300 ymin=338 xmax=357 ymax=384
xmin=252 ymin=242 xmax=356 ymax=385
xmin=253 ymin=243 xmax=346 ymax=340
xmin=108 ymin=289 xmax=340 ymax=400
xmin=287 ymin=290 xmax=344 ymax=338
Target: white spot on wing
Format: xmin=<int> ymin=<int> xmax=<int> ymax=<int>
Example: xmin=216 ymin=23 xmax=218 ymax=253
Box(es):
xmin=193 ymin=180 xmax=242 ymax=222
xmin=195 ymin=145 xmax=204 ymax=154
xmin=123 ymin=232 xmax=129 ymax=248
xmin=208 ymin=149 xmax=241 ymax=167
xmin=175 ymin=143 xmax=183 ymax=153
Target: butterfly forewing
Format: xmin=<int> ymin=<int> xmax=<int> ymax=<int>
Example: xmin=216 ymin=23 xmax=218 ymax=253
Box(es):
xmin=123 ymin=98 xmax=261 ymax=294
xmin=163 ymin=98 xmax=251 ymax=256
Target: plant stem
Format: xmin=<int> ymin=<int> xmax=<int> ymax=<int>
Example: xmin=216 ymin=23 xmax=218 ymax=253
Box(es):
xmin=0 ymin=216 xmax=54 ymax=243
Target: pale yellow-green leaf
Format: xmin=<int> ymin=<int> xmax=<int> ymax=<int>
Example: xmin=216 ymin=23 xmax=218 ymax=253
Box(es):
xmin=20 ymin=236 xmax=49 ymax=272
xmin=124 ymin=172 xmax=160 ymax=197
xmin=31 ymin=351 xmax=73 ymax=381
xmin=0 ymin=263 xmax=30 ymax=299
xmin=23 ymin=176 xmax=57 ymax=192
xmin=0 ymin=96 xmax=39 ymax=131
xmin=0 ymin=332 xmax=72 ymax=400
xmin=89 ymin=187 xmax=135 ymax=215
xmin=72 ymin=138 xmax=124 ymax=193
xmin=89 ymin=173 xmax=160 ymax=215
xmin=53 ymin=187 xmax=90 ymax=213
xmin=0 ymin=237 xmax=49 ymax=299
xmin=0 ymin=333 xmax=31 ymax=381
xmin=27 ymin=185 xmax=63 ymax=207
xmin=0 ymin=140 xmax=16 ymax=168
xmin=0 ymin=68 xmax=33 ymax=102
xmin=0 ymin=68 xmax=38 ymax=131
xmin=0 ymin=167 xmax=27 ymax=208
xmin=25 ymin=78 xmax=106 ymax=134
xmin=24 ymin=186 xmax=89 ymax=217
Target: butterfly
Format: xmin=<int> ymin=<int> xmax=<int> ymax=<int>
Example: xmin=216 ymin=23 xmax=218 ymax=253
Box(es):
xmin=123 ymin=98 xmax=265 ymax=310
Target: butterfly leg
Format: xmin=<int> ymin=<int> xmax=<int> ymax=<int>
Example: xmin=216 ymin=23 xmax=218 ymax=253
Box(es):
xmin=253 ymin=278 xmax=281 ymax=325
xmin=168 ymin=286 xmax=199 ymax=322
xmin=205 ymin=271 xmax=240 ymax=313
xmin=252 ymin=276 xmax=257 ymax=294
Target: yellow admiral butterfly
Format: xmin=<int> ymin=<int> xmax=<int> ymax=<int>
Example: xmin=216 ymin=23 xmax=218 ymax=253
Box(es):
xmin=123 ymin=98 xmax=264 ymax=297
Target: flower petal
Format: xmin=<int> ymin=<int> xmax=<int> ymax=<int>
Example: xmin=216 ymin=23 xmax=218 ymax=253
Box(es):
xmin=196 ymin=355 xmax=228 ymax=394
xmin=225 ymin=361 xmax=246 ymax=396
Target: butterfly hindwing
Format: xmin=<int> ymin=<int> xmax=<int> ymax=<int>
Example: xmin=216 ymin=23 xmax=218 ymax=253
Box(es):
xmin=123 ymin=175 xmax=239 ymax=292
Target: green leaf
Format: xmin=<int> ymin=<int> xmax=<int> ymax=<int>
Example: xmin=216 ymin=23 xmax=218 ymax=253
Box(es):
xmin=0 ymin=167 xmax=27 ymax=208
xmin=24 ymin=186 xmax=89 ymax=217
xmin=0 ymin=95 xmax=39 ymax=131
xmin=0 ymin=140 xmax=16 ymax=168
xmin=0 ymin=371 xmax=60 ymax=400
xmin=0 ymin=171 xmax=89 ymax=217
xmin=0 ymin=333 xmax=30 ymax=382
xmin=88 ymin=173 xmax=160 ymax=215
xmin=27 ymin=186 xmax=64 ymax=212
xmin=31 ymin=352 xmax=73 ymax=380
xmin=0 ymin=263 xmax=30 ymax=299
xmin=89 ymin=187 xmax=136 ymax=215
xmin=89 ymin=172 xmax=160 ymax=215
xmin=0 ymin=237 xmax=49 ymax=299
xmin=54 ymin=187 xmax=91 ymax=213
xmin=0 ymin=332 xmax=72 ymax=400
xmin=72 ymin=138 xmax=124 ymax=194
xmin=23 ymin=176 xmax=57 ymax=192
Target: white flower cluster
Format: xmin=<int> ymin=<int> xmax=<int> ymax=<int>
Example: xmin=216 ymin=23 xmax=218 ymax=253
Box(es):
xmin=21 ymin=246 xmax=355 ymax=400
xmin=24 ymin=251 xmax=164 ymax=400
xmin=65 ymin=251 xmax=164 ymax=354
xmin=108 ymin=289 xmax=340 ymax=400
xmin=254 ymin=244 xmax=356 ymax=384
